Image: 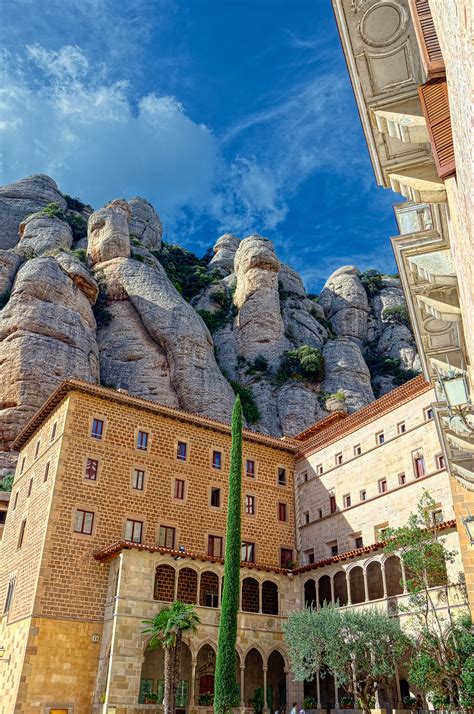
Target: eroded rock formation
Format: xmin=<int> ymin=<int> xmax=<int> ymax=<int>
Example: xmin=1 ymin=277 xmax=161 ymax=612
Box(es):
xmin=0 ymin=174 xmax=421 ymax=467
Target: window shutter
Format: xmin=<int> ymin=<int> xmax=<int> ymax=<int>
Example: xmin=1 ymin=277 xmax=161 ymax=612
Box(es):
xmin=409 ymin=0 xmax=445 ymax=79
xmin=419 ymin=79 xmax=455 ymax=178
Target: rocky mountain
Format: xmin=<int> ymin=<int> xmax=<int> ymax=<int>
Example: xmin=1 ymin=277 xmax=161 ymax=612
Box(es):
xmin=0 ymin=174 xmax=420 ymax=469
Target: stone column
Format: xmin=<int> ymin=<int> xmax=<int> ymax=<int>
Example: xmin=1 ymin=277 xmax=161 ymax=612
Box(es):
xmin=316 ymin=668 xmax=322 ymax=709
xmin=263 ymin=665 xmax=269 ymax=712
xmin=334 ymin=676 xmax=340 ymax=709
xmin=395 ymin=666 xmax=402 ymax=709
xmin=400 ymin=559 xmax=408 ymax=593
xmin=196 ymin=571 xmax=202 ymax=606
xmin=362 ymin=570 xmax=368 ymax=602
xmin=381 ymin=564 xmax=388 ymax=599
xmin=190 ymin=657 xmax=197 ymax=706
xmin=330 ymin=576 xmax=335 ymax=605
xmin=240 ymin=664 xmax=246 ymax=709
xmin=239 ymin=579 xmax=243 ymax=611
xmin=346 ymin=572 xmax=352 ymax=605
xmin=259 ymin=582 xmax=263 ymax=614
xmin=217 ymin=575 xmax=223 ymax=607
xmin=174 ymin=569 xmax=179 ymax=601
xmin=315 ymin=579 xmax=320 ymax=609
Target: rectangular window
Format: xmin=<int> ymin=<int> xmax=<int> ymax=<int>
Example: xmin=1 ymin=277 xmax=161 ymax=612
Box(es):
xmin=205 ymin=592 xmax=219 ymax=608
xmin=317 ymin=508 xmax=323 ymax=519
xmin=91 ymin=419 xmax=104 ymax=439
xmin=302 ymin=471 xmax=308 ymax=482
xmin=306 ymin=550 xmax=315 ymax=564
xmin=432 ymin=508 xmax=443 ymax=525
xmin=343 ymin=494 xmax=351 ymax=508
xmin=174 ymin=478 xmax=185 ymax=500
xmin=34 ymin=440 xmax=40 ymax=458
xmin=360 ymin=489 xmax=367 ymax=501
xmin=277 ymin=467 xmax=287 ymax=486
xmin=27 ymin=478 xmax=33 ymax=497
xmin=304 ymin=511 xmax=310 ymax=525
xmin=278 ymin=502 xmax=287 ymax=522
xmin=378 ymin=478 xmax=388 ymax=494
xmin=137 ymin=431 xmax=148 ymax=451
xmin=125 ymin=519 xmax=143 ymax=543
xmin=212 ymin=450 xmax=222 ymax=470
xmin=3 ymin=577 xmax=15 ymax=615
xmin=397 ymin=421 xmax=406 ymax=434
xmin=398 ymin=472 xmax=406 ymax=485
xmin=210 ymin=487 xmax=221 ymax=508
xmin=177 ymin=441 xmax=187 ymax=461
xmin=245 ymin=494 xmax=255 ymax=515
xmin=436 ymin=454 xmax=446 ymax=469
xmin=13 ymin=492 xmax=18 ymax=510
xmin=159 ymin=525 xmax=175 ymax=549
xmin=20 ymin=456 xmax=26 ymax=473
xmin=245 ymin=459 xmax=255 ymax=478
xmin=74 ymin=509 xmax=94 ymax=535
xmin=43 ymin=462 xmax=50 ymax=482
xmin=208 ymin=535 xmax=223 ymax=558
xmin=414 ymin=454 xmax=426 ymax=478
xmin=355 ymin=536 xmax=363 ymax=549
xmin=280 ymin=548 xmax=293 ymax=568
xmin=376 ymin=431 xmax=385 ymax=445
xmin=316 ymin=464 xmax=323 ymax=476
xmin=329 ymin=495 xmax=336 ymax=513
xmin=17 ymin=520 xmax=26 ymax=549
xmin=51 ymin=422 xmax=57 ymax=441
xmin=353 ymin=444 xmax=361 ymax=456
xmin=335 ymin=452 xmax=343 ymax=465
xmin=242 ymin=541 xmax=256 ymax=563
xmin=425 ymin=407 xmax=434 ymax=421
xmin=85 ymin=458 xmax=98 ymax=481
xmin=331 ymin=543 xmax=338 ymax=557
xmin=133 ymin=469 xmax=145 ymax=491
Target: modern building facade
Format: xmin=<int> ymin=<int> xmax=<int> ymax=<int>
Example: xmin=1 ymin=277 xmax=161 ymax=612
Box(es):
xmin=331 ymin=0 xmax=474 ymax=611
xmin=0 ymin=377 xmax=468 ymax=713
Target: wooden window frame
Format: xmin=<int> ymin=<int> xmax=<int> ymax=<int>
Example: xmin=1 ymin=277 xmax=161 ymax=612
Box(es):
xmin=212 ymin=450 xmax=222 ymax=470
xmin=159 ymin=525 xmax=176 ymax=549
xmin=85 ymin=458 xmax=99 ymax=481
xmin=74 ymin=509 xmax=94 ymax=536
xmin=125 ymin=518 xmax=143 ymax=544
xmin=245 ymin=459 xmax=255 ymax=478
xmin=278 ymin=501 xmax=288 ymax=522
xmin=132 ymin=469 xmax=145 ymax=491
xmin=176 ymin=441 xmax=187 ymax=461
xmin=174 ymin=478 xmax=185 ymax=500
xmin=208 ymin=534 xmax=223 ymax=558
xmin=242 ymin=541 xmax=256 ymax=563
xmin=137 ymin=430 xmax=149 ymax=451
xmin=245 ymin=494 xmax=256 ymax=516
xmin=280 ymin=547 xmax=293 ymax=568
xmin=210 ymin=487 xmax=221 ymax=508
xmin=91 ymin=418 xmax=104 ymax=440
xmin=277 ymin=466 xmax=287 ymax=487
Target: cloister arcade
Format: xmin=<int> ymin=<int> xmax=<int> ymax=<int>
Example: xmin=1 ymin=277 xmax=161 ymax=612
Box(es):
xmin=140 ymin=639 xmax=288 ymax=709
xmin=303 ymin=555 xmax=404 ymax=608
xmin=154 ymin=563 xmax=280 ymax=615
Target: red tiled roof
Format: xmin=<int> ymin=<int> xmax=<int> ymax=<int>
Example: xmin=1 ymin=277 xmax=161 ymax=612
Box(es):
xmin=11 ymin=379 xmax=297 ymax=453
xmin=93 ymin=540 xmax=290 ymax=575
xmin=294 ymin=519 xmax=456 ymax=574
xmin=297 ymin=375 xmax=432 ymax=457
xmin=293 ymin=411 xmax=347 ymax=441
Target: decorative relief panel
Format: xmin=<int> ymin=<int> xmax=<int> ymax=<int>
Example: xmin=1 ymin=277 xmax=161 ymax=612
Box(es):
xmin=365 ymin=41 xmax=416 ymax=93
xmin=359 ymin=2 xmax=408 ymax=47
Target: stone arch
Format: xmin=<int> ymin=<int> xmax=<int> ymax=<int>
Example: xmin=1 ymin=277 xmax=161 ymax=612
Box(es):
xmin=262 ymin=580 xmax=279 ymax=615
xmin=244 ymin=647 xmax=264 ymax=706
xmin=242 ymin=576 xmax=259 ymax=613
xmin=384 ymin=555 xmax=404 ymax=596
xmin=199 ymin=570 xmax=219 ymax=608
xmin=196 ymin=642 xmax=216 ymax=700
xmin=366 ymin=560 xmax=384 ymax=600
xmin=318 ymin=574 xmax=332 ymax=607
xmin=349 ymin=565 xmax=365 ymax=604
xmin=267 ymin=649 xmax=287 ymax=711
xmin=177 ymin=566 xmax=198 ymax=604
xmin=333 ymin=570 xmax=348 ymax=606
xmin=140 ymin=639 xmax=192 ymax=704
xmin=304 ymin=578 xmax=317 ymax=608
xmin=154 ymin=563 xmax=176 ymax=601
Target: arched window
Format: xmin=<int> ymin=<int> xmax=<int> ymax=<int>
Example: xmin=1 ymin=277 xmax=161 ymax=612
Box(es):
xmin=385 ymin=556 xmax=403 ymax=596
xmin=349 ymin=566 xmax=365 ymax=604
xmin=304 ymin=579 xmax=316 ymax=608
xmin=242 ymin=577 xmax=259 ymax=613
xmin=366 ymin=561 xmax=384 ymax=601
xmin=333 ymin=571 xmax=348 ymax=606
xmin=262 ymin=581 xmax=278 ymax=615
xmin=177 ymin=567 xmax=198 ymax=604
xmin=318 ymin=575 xmax=332 ymax=607
xmin=154 ymin=564 xmax=175 ymax=602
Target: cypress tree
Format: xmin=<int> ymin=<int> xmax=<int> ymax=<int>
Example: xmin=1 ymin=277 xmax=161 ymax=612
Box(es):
xmin=214 ymin=396 xmax=242 ymax=713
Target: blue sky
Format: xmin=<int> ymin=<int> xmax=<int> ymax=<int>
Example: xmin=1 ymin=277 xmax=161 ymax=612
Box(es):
xmin=0 ymin=0 xmax=402 ymax=290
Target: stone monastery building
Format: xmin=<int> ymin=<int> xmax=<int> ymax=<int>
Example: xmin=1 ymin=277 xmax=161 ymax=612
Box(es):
xmin=0 ymin=375 xmax=468 ymax=713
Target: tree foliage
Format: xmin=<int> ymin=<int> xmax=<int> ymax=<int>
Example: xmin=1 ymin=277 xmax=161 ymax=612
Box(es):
xmin=229 ymin=381 xmax=261 ymax=424
xmin=38 ymin=201 xmax=88 ymax=240
xmin=154 ymin=242 xmax=222 ymax=302
xmin=0 ymin=473 xmax=13 ymax=491
xmin=360 ymin=269 xmax=384 ymax=296
xmin=384 ymin=491 xmax=473 ymax=707
xmin=142 ymin=601 xmax=200 ymax=714
xmin=283 ymin=605 xmax=409 ymax=714
xmin=214 ymin=397 xmax=243 ymax=713
xmin=276 ymin=345 xmax=325 ymax=385
xmin=382 ymin=303 xmax=411 ymax=328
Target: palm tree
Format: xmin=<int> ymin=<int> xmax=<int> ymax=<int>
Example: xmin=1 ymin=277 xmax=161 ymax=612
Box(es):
xmin=143 ymin=600 xmax=200 ymax=713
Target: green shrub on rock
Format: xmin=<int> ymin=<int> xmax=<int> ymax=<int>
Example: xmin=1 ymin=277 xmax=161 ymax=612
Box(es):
xmin=276 ymin=345 xmax=325 ymax=385
xmin=382 ymin=303 xmax=410 ymax=327
xmin=360 ymin=269 xmax=384 ymax=296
